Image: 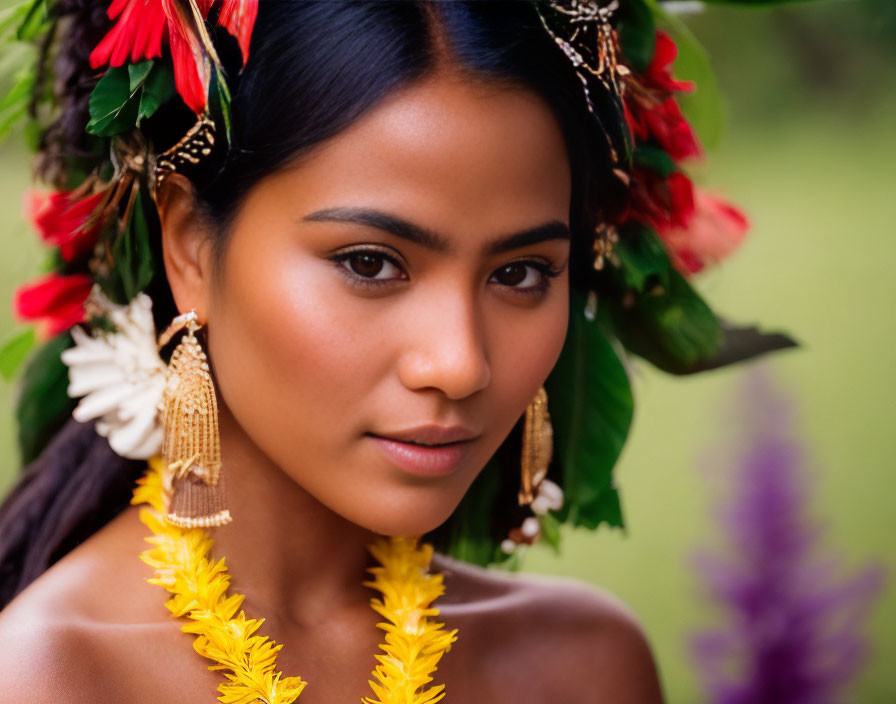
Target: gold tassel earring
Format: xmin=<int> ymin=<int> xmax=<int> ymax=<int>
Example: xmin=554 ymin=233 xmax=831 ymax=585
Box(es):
xmin=157 ymin=310 xmax=231 ymax=528
xmin=519 ymin=385 xmax=553 ymax=506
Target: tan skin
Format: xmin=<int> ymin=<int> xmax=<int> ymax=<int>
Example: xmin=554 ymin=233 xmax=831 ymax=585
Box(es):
xmin=0 ymin=71 xmax=665 ymax=703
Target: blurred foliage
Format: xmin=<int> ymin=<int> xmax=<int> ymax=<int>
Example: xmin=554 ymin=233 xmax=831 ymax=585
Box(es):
xmin=680 ymin=0 xmax=896 ymax=121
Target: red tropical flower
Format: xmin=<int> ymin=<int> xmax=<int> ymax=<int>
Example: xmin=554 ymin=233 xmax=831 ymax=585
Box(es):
xmin=14 ymin=273 xmax=94 ymax=337
xmin=657 ymin=189 xmax=750 ymax=275
xmin=642 ymin=31 xmax=695 ymax=95
xmin=89 ymin=0 xmax=168 ymax=67
xmin=24 ymin=189 xmax=106 ymax=262
xmin=164 ymin=0 xmax=212 ymax=115
xmin=90 ymin=0 xmax=258 ymax=115
xmin=624 ymin=31 xmax=701 ymax=161
xmin=218 ymin=0 xmax=258 ymax=66
xmin=628 ymin=169 xmax=696 ymax=234
xmin=628 ymin=96 xmax=701 ymax=161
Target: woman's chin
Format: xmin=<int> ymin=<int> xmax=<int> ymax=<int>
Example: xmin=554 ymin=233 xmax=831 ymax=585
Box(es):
xmin=346 ymin=498 xmax=458 ymax=539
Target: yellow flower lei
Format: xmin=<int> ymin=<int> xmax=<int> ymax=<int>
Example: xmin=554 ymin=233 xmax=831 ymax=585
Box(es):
xmin=131 ymin=457 xmax=458 ymax=704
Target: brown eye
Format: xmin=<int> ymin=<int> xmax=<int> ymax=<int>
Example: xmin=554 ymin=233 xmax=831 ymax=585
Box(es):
xmin=348 ymin=252 xmax=385 ymax=278
xmin=333 ymin=248 xmax=406 ymax=283
xmin=495 ymin=263 xmax=527 ymax=286
xmin=491 ymin=262 xmax=546 ymax=289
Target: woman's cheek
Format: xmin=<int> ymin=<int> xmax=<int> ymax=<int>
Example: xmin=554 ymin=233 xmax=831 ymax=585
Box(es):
xmin=208 ymin=238 xmax=373 ymax=463
xmin=479 ymin=280 xmax=569 ymax=458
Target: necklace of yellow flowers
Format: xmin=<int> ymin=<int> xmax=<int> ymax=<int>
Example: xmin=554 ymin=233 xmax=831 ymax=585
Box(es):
xmin=131 ymin=457 xmax=458 ymax=704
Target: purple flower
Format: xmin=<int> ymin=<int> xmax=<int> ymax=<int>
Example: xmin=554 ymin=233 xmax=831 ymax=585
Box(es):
xmin=690 ymin=367 xmax=886 ymax=704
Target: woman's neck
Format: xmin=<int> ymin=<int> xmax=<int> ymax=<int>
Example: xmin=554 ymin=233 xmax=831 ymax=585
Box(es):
xmin=208 ymin=402 xmax=380 ymax=626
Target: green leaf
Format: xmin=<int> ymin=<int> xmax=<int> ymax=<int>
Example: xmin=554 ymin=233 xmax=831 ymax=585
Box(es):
xmin=538 ymin=512 xmax=562 ymax=554
xmin=210 ymin=66 xmax=232 ymax=145
xmin=611 ymin=267 xmax=724 ymax=373
xmin=613 ymin=224 xmax=672 ymax=294
xmin=634 ymin=144 xmax=679 ymax=178
xmin=545 ymin=293 xmax=632 ymax=530
xmin=112 ymin=187 xmax=157 ymax=300
xmin=619 ymin=0 xmax=656 ymax=73
xmin=15 ymin=332 xmax=76 ymax=464
xmin=127 ymin=60 xmax=154 ymax=92
xmin=0 ymin=327 xmax=36 ymax=381
xmin=674 ymin=319 xmax=800 ymax=373
xmin=87 ymin=66 xmax=141 ymax=137
xmin=0 ymin=63 xmax=33 ymax=142
xmin=0 ymin=0 xmax=50 ymax=42
xmin=0 ymin=1 xmax=30 ymax=39
xmin=138 ymin=61 xmax=174 ymax=123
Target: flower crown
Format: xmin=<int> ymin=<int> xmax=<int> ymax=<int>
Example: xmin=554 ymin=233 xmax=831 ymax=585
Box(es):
xmin=1 ymin=0 xmax=798 ymax=565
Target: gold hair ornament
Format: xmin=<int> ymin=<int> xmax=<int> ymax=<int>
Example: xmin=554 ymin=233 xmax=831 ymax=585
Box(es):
xmin=534 ymin=0 xmax=629 ymax=100
xmin=153 ymin=114 xmax=217 ymax=197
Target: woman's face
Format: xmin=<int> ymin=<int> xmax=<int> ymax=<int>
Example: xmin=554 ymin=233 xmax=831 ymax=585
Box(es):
xmin=203 ymin=72 xmax=572 ymax=536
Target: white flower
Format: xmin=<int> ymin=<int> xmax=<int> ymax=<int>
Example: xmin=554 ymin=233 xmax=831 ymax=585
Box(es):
xmin=520 ymin=516 xmax=541 ymax=540
xmin=530 ymin=478 xmax=564 ymax=515
xmin=60 ymin=289 xmax=167 ymax=459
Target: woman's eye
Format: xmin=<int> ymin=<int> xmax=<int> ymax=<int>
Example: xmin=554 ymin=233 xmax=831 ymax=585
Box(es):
xmin=490 ymin=262 xmax=550 ymax=290
xmin=336 ymin=250 xmax=405 ymax=281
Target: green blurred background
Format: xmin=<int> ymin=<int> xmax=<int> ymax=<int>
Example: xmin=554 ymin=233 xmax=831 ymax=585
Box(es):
xmin=0 ymin=0 xmax=893 ymax=701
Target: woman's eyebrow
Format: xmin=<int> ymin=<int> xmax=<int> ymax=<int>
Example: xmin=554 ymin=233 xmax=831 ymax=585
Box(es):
xmin=303 ymin=206 xmax=570 ymax=254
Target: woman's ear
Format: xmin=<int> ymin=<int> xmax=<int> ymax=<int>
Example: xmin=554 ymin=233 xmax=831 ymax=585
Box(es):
xmin=155 ymin=174 xmax=213 ymax=320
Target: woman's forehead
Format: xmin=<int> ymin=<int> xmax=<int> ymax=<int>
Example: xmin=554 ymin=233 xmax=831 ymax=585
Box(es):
xmin=260 ymin=73 xmax=572 ymax=239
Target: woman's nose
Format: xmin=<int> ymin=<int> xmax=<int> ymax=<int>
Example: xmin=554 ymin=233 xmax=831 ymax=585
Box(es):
xmin=397 ymin=291 xmax=491 ymax=400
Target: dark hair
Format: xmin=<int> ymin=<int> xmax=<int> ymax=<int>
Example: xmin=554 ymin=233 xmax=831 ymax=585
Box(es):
xmin=1 ymin=0 xmax=625 ymax=608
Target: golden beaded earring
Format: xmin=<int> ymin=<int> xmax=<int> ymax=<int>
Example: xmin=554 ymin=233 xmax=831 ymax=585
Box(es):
xmin=519 ymin=385 xmax=553 ymax=505
xmin=157 ymin=310 xmax=231 ymax=528
xmin=501 ymin=386 xmax=565 ymax=554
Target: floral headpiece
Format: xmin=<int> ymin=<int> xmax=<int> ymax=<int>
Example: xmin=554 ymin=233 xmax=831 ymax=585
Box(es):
xmin=1 ymin=0 xmax=797 ymax=565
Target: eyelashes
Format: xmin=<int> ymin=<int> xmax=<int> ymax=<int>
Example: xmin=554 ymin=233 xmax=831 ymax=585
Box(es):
xmin=328 ymin=245 xmax=564 ymax=296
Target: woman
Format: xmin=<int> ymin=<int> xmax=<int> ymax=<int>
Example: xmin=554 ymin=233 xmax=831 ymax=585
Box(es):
xmin=0 ymin=1 xmax=790 ymax=701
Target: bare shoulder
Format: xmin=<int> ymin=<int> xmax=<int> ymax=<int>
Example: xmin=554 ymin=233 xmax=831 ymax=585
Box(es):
xmin=432 ymin=553 xmax=665 ymax=704
xmin=0 ymin=505 xmax=201 ymax=704
xmin=0 ymin=595 xmax=103 ymax=703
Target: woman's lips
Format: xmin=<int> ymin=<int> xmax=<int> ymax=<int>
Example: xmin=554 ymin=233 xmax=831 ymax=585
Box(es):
xmin=367 ymin=434 xmax=471 ymax=477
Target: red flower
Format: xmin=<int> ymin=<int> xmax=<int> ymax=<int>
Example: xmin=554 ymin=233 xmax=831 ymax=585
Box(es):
xmin=14 ymin=273 xmax=94 ymax=337
xmin=629 ymin=169 xmax=696 ymax=234
xmin=23 ymin=189 xmax=105 ymax=262
xmin=624 ymin=31 xmax=701 ymax=161
xmin=628 ymin=96 xmax=701 ymax=161
xmin=164 ymin=0 xmax=212 ymax=115
xmin=642 ymin=31 xmax=695 ymax=95
xmin=89 ymin=0 xmax=167 ymax=67
xmin=218 ymin=0 xmax=258 ymax=66
xmin=656 ymin=189 xmax=750 ymax=275
xmin=90 ymin=0 xmax=258 ymax=115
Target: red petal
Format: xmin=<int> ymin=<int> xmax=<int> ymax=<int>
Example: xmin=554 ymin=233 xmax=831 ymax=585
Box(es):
xmin=217 ymin=0 xmax=258 ymax=66
xmin=643 ymin=31 xmax=695 ymax=95
xmin=90 ymin=0 xmax=167 ymax=68
xmin=25 ymin=190 xmax=106 ymax=262
xmin=14 ymin=273 xmax=93 ymax=337
xmin=626 ymin=168 xmax=696 ymax=234
xmin=643 ymin=99 xmax=701 ymax=161
xmin=667 ymin=172 xmax=696 ymax=229
xmin=163 ymin=0 xmax=209 ymax=114
xmin=652 ymin=188 xmax=750 ymax=276
xmin=649 ymin=32 xmax=678 ymax=75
